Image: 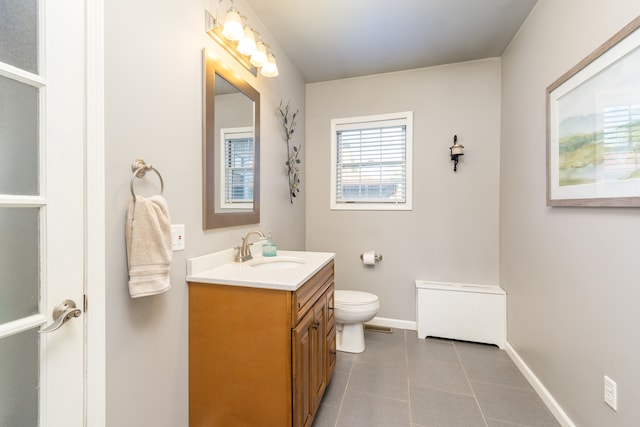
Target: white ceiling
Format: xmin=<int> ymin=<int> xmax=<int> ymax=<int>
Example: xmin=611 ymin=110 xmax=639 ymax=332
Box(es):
xmin=245 ymin=0 xmax=538 ymax=83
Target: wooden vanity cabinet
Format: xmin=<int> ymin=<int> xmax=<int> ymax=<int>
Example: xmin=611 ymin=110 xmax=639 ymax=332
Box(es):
xmin=293 ymin=287 xmax=331 ymax=427
xmin=189 ymin=260 xmax=335 ymax=427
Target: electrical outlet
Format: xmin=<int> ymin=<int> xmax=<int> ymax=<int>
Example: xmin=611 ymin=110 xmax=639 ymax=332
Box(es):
xmin=171 ymin=224 xmax=185 ymax=251
xmin=604 ymin=375 xmax=617 ymax=410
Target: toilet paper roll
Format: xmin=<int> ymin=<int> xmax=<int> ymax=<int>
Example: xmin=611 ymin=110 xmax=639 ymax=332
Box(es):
xmin=362 ymin=250 xmax=376 ymax=266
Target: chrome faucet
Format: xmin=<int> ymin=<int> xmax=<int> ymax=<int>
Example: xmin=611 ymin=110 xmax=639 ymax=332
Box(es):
xmin=235 ymin=230 xmax=266 ymax=262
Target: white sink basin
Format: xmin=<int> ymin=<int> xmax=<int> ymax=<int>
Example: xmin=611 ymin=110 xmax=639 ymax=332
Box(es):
xmin=249 ymin=256 xmax=306 ymax=270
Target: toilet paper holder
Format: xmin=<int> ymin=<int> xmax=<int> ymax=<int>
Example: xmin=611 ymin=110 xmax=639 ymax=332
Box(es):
xmin=360 ymin=252 xmax=383 ymax=263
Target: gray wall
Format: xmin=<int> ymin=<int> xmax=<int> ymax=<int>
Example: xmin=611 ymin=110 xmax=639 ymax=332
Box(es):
xmin=501 ymin=0 xmax=640 ymax=425
xmin=305 ymin=59 xmax=501 ymax=321
xmin=104 ymin=0 xmax=305 ymax=425
xmin=101 ymin=0 xmax=640 ymax=424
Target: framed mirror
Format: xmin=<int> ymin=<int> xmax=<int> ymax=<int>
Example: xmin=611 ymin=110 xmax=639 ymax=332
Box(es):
xmin=203 ymin=49 xmax=260 ymax=229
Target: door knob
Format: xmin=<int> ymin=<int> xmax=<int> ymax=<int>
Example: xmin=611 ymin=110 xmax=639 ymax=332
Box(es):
xmin=39 ymin=299 xmax=82 ymax=333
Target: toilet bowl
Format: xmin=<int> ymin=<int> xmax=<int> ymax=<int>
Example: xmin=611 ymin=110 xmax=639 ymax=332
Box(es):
xmin=334 ymin=290 xmax=380 ymax=353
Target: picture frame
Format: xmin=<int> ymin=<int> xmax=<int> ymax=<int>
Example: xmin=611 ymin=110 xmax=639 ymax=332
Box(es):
xmin=547 ymin=16 xmax=640 ymax=207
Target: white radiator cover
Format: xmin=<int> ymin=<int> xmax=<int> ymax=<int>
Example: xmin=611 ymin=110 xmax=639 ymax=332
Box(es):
xmin=415 ymin=280 xmax=506 ymax=348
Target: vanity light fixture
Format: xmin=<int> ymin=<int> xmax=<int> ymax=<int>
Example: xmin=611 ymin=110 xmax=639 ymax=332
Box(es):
xmin=205 ymin=1 xmax=279 ymax=78
xmin=449 ymin=135 xmax=464 ymax=172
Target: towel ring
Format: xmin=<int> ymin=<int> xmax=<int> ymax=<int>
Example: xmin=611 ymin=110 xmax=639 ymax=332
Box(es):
xmin=130 ymin=159 xmax=164 ymax=200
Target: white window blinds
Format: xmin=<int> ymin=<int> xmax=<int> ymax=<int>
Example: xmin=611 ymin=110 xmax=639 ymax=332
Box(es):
xmin=221 ymin=128 xmax=254 ymax=206
xmin=331 ymin=112 xmax=412 ymax=210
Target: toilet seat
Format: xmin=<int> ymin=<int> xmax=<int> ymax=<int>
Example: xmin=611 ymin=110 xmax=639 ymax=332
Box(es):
xmin=334 ymin=290 xmax=378 ymax=306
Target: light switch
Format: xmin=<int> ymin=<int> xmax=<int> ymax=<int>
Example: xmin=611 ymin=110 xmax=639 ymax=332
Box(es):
xmin=171 ymin=224 xmax=185 ymax=251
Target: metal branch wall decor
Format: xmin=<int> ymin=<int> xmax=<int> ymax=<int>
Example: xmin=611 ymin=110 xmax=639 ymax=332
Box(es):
xmin=278 ymin=101 xmax=301 ymax=204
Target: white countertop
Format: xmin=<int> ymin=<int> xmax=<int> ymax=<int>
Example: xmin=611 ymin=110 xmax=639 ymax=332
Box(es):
xmin=186 ymin=249 xmax=335 ymax=291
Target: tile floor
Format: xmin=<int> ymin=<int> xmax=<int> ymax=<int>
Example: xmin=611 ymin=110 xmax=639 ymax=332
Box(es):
xmin=313 ymin=329 xmax=560 ymax=427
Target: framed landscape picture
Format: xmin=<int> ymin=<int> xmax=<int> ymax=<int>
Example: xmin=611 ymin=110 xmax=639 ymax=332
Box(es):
xmin=547 ymin=16 xmax=640 ymax=206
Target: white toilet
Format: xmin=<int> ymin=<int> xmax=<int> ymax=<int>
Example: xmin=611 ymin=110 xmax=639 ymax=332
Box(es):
xmin=334 ymin=290 xmax=380 ymax=353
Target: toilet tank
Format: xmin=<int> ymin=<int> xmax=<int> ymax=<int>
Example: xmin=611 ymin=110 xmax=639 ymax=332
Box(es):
xmin=415 ymin=280 xmax=506 ymax=348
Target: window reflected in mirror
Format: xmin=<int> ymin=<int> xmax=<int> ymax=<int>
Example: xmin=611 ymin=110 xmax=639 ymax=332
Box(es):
xmin=221 ymin=126 xmax=254 ymax=209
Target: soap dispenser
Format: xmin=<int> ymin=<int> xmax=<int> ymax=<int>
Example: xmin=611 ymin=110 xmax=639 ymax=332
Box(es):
xmin=262 ymin=231 xmax=277 ymax=257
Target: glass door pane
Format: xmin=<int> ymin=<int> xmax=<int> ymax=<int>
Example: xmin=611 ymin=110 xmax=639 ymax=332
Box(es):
xmin=0 ymin=0 xmax=39 ymax=73
xmin=0 ymin=207 xmax=40 ymax=324
xmin=0 ymin=329 xmax=39 ymax=427
xmin=0 ymin=75 xmax=39 ymax=195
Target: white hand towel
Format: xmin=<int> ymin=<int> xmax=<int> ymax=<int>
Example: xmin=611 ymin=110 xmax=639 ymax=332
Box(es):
xmin=125 ymin=195 xmax=173 ymax=297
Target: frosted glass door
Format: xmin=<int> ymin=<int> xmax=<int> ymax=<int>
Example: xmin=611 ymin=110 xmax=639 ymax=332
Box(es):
xmin=0 ymin=1 xmax=43 ymax=425
xmin=0 ymin=0 xmax=86 ymax=425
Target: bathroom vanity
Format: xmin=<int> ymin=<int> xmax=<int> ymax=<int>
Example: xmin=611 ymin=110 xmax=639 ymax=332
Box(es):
xmin=187 ymin=250 xmax=335 ymax=427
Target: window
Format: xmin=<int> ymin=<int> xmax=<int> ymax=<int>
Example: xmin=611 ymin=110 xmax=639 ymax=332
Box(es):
xmin=330 ymin=112 xmax=413 ymax=210
xmin=220 ymin=127 xmax=254 ymax=209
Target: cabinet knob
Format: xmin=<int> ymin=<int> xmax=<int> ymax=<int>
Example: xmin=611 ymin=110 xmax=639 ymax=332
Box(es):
xmin=312 ymin=322 xmax=320 ymax=329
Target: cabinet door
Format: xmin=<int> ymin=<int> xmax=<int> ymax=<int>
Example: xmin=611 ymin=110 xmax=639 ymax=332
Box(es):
xmin=311 ymin=294 xmax=327 ymax=412
xmin=325 ymin=287 xmax=336 ymax=380
xmin=327 ymin=324 xmax=336 ymax=382
xmin=326 ymin=286 xmax=335 ymax=326
xmin=293 ymin=309 xmax=314 ymax=427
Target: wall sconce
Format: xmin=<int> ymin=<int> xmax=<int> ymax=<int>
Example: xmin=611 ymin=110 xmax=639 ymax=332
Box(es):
xmin=205 ymin=0 xmax=279 ymax=78
xmin=449 ymin=135 xmax=464 ymax=172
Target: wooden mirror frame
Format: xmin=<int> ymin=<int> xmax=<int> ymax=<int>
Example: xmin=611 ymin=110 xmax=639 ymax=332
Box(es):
xmin=203 ymin=49 xmax=260 ymax=229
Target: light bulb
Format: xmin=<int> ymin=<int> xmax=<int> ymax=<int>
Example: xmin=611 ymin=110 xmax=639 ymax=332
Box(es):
xmin=261 ymin=52 xmax=279 ymax=78
xmin=250 ymin=39 xmax=267 ymax=67
xmin=237 ymin=26 xmax=257 ymax=56
xmin=221 ymin=8 xmax=243 ymax=41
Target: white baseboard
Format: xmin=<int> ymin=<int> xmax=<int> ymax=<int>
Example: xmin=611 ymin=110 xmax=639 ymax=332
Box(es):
xmin=366 ymin=316 xmax=416 ymax=331
xmin=505 ymin=342 xmax=576 ymax=427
